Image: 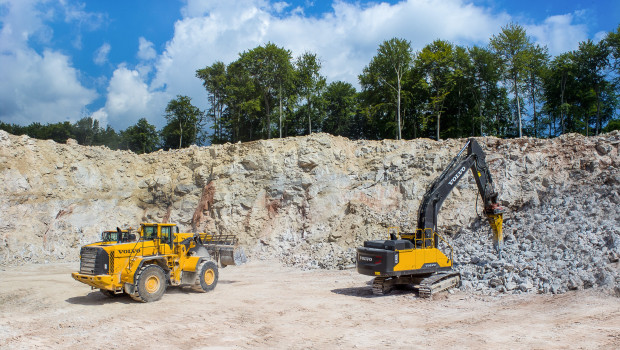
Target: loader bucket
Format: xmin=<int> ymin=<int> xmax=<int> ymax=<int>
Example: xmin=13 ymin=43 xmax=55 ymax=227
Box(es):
xmin=219 ymin=246 xmax=247 ymax=266
xmin=200 ymin=233 xmax=247 ymax=266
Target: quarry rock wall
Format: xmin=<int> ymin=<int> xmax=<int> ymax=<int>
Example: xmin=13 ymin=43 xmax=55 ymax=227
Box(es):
xmin=1 ymin=130 xmax=618 ymax=295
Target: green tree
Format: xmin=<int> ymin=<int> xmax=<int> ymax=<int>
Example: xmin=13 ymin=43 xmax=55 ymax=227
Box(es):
xmin=468 ymin=46 xmax=509 ymax=136
xmin=295 ymin=52 xmax=326 ymax=135
xmin=359 ymin=38 xmax=412 ymax=139
xmin=223 ymin=60 xmax=262 ymax=142
xmin=73 ymin=117 xmax=101 ymax=146
xmin=321 ymin=81 xmax=358 ymax=137
xmin=490 ymin=23 xmax=533 ymax=137
xmin=543 ymin=52 xmax=577 ymax=135
xmin=161 ymin=95 xmax=204 ymax=149
xmin=605 ymin=25 xmax=620 ymax=83
xmin=196 ymin=62 xmax=228 ymax=143
xmin=121 ymin=118 xmax=159 ymax=153
xmin=238 ymin=43 xmax=294 ymax=139
xmin=574 ymin=39 xmax=610 ymax=135
xmin=414 ymin=39 xmax=457 ymax=140
xmin=523 ymin=44 xmax=550 ymax=137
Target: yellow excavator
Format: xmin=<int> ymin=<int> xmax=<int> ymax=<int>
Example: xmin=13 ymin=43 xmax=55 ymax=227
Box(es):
xmin=356 ymin=138 xmax=505 ymax=297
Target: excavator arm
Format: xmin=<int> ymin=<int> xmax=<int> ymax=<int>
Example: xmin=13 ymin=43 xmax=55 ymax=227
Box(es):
xmin=416 ymin=138 xmax=505 ymax=256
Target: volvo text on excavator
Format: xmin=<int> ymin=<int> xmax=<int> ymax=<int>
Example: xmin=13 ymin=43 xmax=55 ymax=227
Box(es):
xmin=356 ymin=138 xmax=505 ymax=297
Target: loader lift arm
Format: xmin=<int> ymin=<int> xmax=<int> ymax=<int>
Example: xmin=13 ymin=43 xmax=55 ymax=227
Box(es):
xmin=416 ymin=138 xmax=505 ymax=255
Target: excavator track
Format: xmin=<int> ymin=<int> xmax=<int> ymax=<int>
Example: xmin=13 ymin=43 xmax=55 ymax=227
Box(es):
xmin=372 ymin=277 xmax=393 ymax=296
xmin=418 ymin=271 xmax=461 ymax=298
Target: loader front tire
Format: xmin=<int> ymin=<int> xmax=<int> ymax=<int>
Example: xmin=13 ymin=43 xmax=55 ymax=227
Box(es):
xmin=131 ymin=264 xmax=167 ymax=302
xmin=193 ymin=261 xmax=218 ymax=292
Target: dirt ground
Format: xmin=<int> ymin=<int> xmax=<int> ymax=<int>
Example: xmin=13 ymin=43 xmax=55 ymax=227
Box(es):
xmin=0 ymin=261 xmax=618 ymax=350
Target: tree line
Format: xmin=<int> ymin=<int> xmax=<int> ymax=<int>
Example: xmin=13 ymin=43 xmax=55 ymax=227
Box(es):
xmin=2 ymin=23 xmax=619 ymax=152
xmin=0 ymin=96 xmax=203 ymax=154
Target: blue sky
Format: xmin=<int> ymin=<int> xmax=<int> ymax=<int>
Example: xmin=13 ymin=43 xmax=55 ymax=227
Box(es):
xmin=0 ymin=0 xmax=618 ymax=130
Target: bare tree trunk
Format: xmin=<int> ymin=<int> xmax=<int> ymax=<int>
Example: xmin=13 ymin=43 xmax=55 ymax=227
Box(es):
xmin=179 ymin=122 xmax=183 ymax=149
xmin=436 ymin=112 xmax=441 ymax=141
xmin=595 ymin=86 xmax=601 ymax=135
xmin=560 ymin=73 xmax=566 ymax=135
xmin=397 ymin=79 xmax=401 ymax=140
xmin=263 ymin=91 xmax=271 ymax=139
xmin=529 ymin=76 xmax=538 ymax=138
xmin=513 ymin=75 xmax=522 ymax=137
xmin=308 ymin=94 xmax=312 ymax=135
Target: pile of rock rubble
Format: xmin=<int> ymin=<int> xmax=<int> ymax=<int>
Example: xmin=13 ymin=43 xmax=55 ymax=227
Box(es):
xmin=454 ymin=179 xmax=619 ymax=295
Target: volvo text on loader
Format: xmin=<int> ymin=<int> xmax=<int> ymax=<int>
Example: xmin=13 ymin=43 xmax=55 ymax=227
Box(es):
xmin=356 ymin=138 xmax=505 ymax=297
xmin=72 ymin=223 xmax=246 ymax=302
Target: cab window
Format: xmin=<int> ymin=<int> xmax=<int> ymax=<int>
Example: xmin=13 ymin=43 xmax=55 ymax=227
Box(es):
xmin=161 ymin=226 xmax=172 ymax=243
xmin=143 ymin=226 xmax=157 ymax=240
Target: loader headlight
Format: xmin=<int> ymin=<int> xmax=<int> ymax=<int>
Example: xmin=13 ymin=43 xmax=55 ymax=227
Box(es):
xmin=395 ymin=253 xmax=399 ymax=264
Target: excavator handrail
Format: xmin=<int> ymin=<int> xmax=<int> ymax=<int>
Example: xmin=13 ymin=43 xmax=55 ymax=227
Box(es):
xmin=431 ymin=229 xmax=454 ymax=264
xmin=400 ymin=228 xmax=454 ymax=263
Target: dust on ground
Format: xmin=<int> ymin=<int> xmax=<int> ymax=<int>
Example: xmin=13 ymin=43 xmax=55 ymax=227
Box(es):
xmin=0 ymin=262 xmax=618 ymax=349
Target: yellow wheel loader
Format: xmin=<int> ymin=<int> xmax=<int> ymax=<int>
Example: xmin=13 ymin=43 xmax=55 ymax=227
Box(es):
xmin=356 ymin=138 xmax=505 ymax=297
xmin=71 ymin=223 xmax=246 ymax=302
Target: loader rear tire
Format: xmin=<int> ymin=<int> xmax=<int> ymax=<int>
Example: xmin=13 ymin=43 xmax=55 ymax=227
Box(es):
xmin=193 ymin=261 xmax=218 ymax=293
xmin=131 ymin=264 xmax=167 ymax=302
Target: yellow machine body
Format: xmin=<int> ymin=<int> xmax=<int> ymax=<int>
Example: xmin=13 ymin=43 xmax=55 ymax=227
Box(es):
xmin=71 ymin=223 xmax=244 ymax=301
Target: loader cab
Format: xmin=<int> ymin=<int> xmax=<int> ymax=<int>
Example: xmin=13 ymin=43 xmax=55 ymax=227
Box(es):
xmin=101 ymin=229 xmax=136 ymax=244
xmin=160 ymin=226 xmax=172 ymax=244
xmin=142 ymin=225 xmax=157 ymax=240
xmin=140 ymin=223 xmax=176 ymax=254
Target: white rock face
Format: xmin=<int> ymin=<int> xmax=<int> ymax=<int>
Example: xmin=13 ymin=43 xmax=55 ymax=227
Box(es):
xmin=0 ymin=130 xmax=618 ymax=295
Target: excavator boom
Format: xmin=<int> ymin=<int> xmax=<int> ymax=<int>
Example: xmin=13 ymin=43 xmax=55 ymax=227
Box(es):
xmin=416 ymin=138 xmax=504 ymax=255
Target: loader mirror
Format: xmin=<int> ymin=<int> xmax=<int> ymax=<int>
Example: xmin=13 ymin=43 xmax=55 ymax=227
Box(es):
xmin=176 ymin=226 xmax=179 ymax=234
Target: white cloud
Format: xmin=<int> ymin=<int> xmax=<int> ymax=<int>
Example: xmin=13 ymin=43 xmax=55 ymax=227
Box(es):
xmin=0 ymin=0 xmax=98 ymax=125
xmin=90 ymin=107 xmax=109 ymax=126
xmin=143 ymin=0 xmax=513 ymax=122
xmin=272 ymin=1 xmax=289 ymax=13
xmin=138 ymin=37 xmax=157 ymax=61
xmin=526 ymin=13 xmax=589 ymax=55
xmin=0 ymin=0 xmax=601 ymax=131
xmin=59 ymin=0 xmax=106 ymax=49
xmin=94 ymin=42 xmax=111 ymax=65
xmin=148 ymin=0 xmax=593 ymax=113
xmin=0 ymin=48 xmax=97 ymax=125
xmin=60 ymin=0 xmax=105 ymax=30
xmin=102 ymin=65 xmax=169 ymax=129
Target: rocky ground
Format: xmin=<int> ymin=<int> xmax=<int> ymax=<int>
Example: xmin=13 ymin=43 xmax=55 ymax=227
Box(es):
xmin=1 ymin=261 xmax=618 ymax=350
xmin=0 ymin=130 xmax=619 ymax=297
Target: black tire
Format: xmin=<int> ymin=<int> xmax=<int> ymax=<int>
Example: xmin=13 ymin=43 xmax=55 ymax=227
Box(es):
xmin=193 ymin=261 xmax=218 ymax=292
xmin=100 ymin=289 xmax=122 ymax=297
xmin=132 ymin=264 xmax=167 ymax=302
